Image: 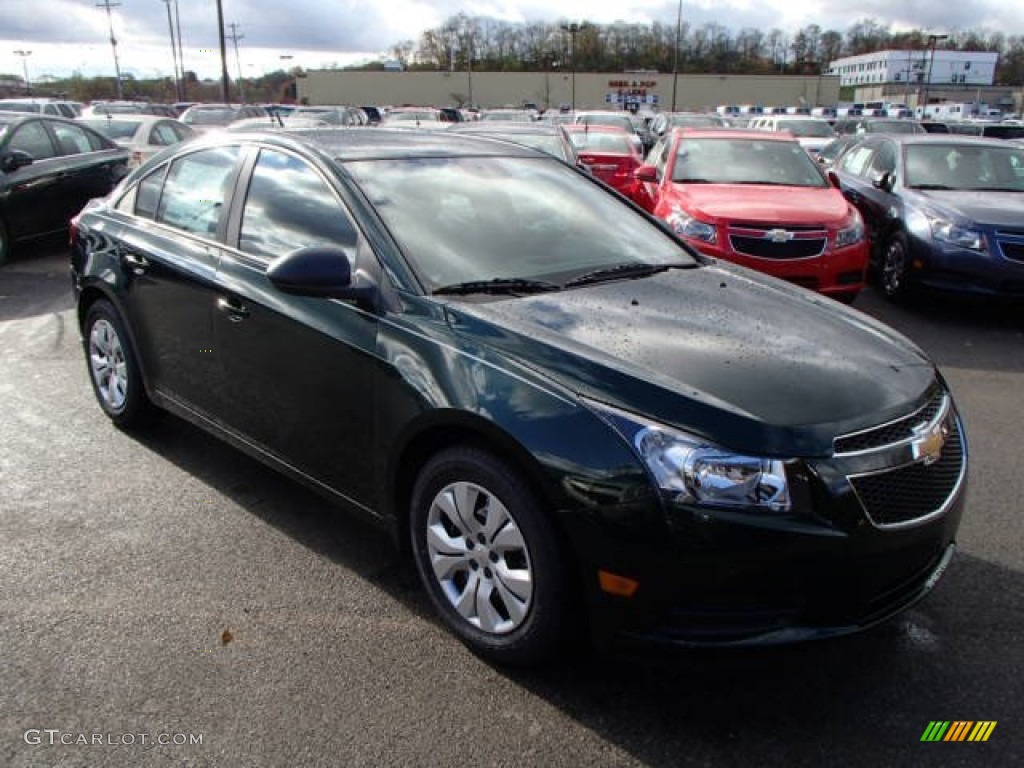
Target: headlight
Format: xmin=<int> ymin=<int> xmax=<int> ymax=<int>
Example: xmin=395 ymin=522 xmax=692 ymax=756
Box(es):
xmin=666 ymin=207 xmax=717 ymax=243
xmin=927 ymin=215 xmax=985 ymax=251
xmin=587 ymin=400 xmax=791 ymax=513
xmin=835 ymin=215 xmax=864 ymax=248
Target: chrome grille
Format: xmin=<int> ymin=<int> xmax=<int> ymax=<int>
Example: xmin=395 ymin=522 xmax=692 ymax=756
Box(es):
xmin=849 ymin=416 xmax=964 ymax=528
xmin=728 ymin=225 xmax=827 ymax=260
xmin=834 ymin=390 xmax=945 ymax=454
xmin=995 ymin=230 xmax=1024 ymax=264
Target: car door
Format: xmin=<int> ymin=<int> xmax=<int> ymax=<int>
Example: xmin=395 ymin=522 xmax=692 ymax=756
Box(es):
xmin=112 ymin=145 xmax=243 ymax=416
xmin=835 ymin=139 xmax=898 ymax=256
xmin=1 ymin=118 xmax=63 ymax=241
xmin=45 ymin=119 xmax=128 ymax=224
xmin=212 ymin=146 xmax=378 ymax=505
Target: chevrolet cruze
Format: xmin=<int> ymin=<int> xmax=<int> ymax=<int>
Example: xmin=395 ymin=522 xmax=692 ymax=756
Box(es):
xmin=71 ymin=130 xmax=966 ymax=665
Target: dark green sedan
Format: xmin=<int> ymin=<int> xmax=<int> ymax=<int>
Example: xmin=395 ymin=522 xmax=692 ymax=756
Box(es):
xmin=70 ymin=129 xmax=966 ymax=665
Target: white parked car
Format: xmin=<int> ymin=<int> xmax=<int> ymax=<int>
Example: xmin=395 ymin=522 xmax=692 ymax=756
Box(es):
xmin=79 ymin=115 xmax=195 ymax=169
xmin=748 ymin=115 xmax=837 ymax=155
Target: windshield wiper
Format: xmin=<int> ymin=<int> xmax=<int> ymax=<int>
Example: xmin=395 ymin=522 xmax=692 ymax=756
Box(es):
xmin=967 ymin=186 xmax=1022 ymax=193
xmin=911 ymin=184 xmax=955 ymax=191
xmin=564 ymin=263 xmax=674 ymax=288
xmin=433 ymin=278 xmax=561 ymax=296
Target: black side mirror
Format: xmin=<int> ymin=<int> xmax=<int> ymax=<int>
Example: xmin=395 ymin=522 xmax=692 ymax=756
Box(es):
xmin=872 ymin=171 xmax=894 ymax=193
xmin=1 ymin=150 xmax=34 ymax=174
xmin=268 ymin=246 xmax=380 ymax=312
xmin=827 ymin=170 xmax=842 ymax=189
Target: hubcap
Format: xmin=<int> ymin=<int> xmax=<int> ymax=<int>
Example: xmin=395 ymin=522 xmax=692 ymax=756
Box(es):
xmin=425 ymin=481 xmax=533 ymax=634
xmin=883 ymin=242 xmax=905 ymax=296
xmin=89 ymin=319 xmax=128 ymax=411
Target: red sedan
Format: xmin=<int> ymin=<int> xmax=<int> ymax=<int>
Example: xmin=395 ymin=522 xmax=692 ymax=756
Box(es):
xmin=563 ymin=124 xmax=646 ymax=205
xmin=637 ymin=129 xmax=869 ymax=302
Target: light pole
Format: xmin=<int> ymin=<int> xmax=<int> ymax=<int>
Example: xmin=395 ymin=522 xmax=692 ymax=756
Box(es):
xmin=14 ymin=49 xmax=31 ymax=95
xmin=671 ymin=0 xmax=682 ymax=111
xmin=96 ymin=0 xmax=124 ymax=99
xmin=560 ymin=22 xmax=579 ymax=112
xmin=920 ymin=34 xmax=948 ymax=117
xmin=161 ymin=0 xmax=181 ymax=101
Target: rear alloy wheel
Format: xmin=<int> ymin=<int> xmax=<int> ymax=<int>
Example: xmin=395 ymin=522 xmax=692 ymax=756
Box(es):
xmin=879 ymin=234 xmax=913 ymax=301
xmin=410 ymin=446 xmax=573 ymax=666
xmin=84 ymin=300 xmax=156 ymax=428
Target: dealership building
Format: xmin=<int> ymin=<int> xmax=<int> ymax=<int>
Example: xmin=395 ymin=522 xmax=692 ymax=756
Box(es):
xmin=296 ymin=70 xmax=841 ymax=113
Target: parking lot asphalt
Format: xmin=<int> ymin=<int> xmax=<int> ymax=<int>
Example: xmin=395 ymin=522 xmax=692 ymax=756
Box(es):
xmin=2 ymin=242 xmax=1022 ymax=767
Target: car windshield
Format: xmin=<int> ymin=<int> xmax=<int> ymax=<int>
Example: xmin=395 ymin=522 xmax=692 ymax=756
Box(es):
xmin=184 ymin=108 xmax=236 ymax=125
xmin=387 ymin=111 xmax=440 ymax=122
xmin=579 ymin=115 xmax=633 ymax=131
xmin=868 ymin=120 xmax=922 ymax=134
xmin=345 ymin=156 xmax=694 ymax=292
xmin=670 ymin=115 xmax=724 ymax=128
xmin=672 ymin=138 xmax=828 ymax=187
xmin=81 ymin=119 xmax=141 ymax=140
xmin=569 ymin=131 xmax=635 ymax=154
xmin=904 ymin=144 xmax=1024 ymax=191
xmin=777 ymin=120 xmax=835 ymax=138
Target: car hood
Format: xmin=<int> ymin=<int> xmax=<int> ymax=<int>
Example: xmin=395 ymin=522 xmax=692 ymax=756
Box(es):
xmin=672 ymin=184 xmax=850 ymax=226
xmin=907 ymin=189 xmax=1024 ymax=227
xmin=444 ymin=264 xmax=935 ymax=457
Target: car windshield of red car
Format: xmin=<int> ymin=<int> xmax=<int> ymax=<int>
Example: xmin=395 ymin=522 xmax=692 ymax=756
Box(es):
xmin=672 ymin=138 xmax=828 ymax=187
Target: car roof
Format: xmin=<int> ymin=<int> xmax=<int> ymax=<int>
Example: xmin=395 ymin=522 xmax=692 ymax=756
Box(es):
xmin=857 ymin=134 xmax=1015 ymax=147
xmin=673 ymin=128 xmax=796 ymax=141
xmin=233 ymin=127 xmax=544 ymax=161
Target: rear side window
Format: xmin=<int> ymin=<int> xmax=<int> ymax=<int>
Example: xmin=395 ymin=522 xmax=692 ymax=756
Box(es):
xmin=7 ymin=121 xmax=57 ymax=160
xmin=157 ymin=146 xmax=240 ymax=236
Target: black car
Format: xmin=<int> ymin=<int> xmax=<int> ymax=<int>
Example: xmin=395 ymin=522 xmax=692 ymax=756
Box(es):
xmin=71 ymin=129 xmax=966 ymax=665
xmin=830 ymin=134 xmax=1024 ymax=300
xmin=0 ymin=112 xmax=129 ymax=264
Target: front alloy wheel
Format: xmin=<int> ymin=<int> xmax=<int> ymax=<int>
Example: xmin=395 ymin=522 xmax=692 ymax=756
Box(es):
xmin=89 ymin=318 xmax=128 ymax=412
xmin=425 ymin=481 xmax=534 ymax=634
xmin=411 ymin=447 xmax=574 ymax=665
xmin=880 ymin=235 xmax=912 ymax=301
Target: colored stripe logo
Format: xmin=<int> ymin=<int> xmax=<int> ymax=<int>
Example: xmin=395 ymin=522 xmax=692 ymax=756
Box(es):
xmin=921 ymin=721 xmax=997 ymax=742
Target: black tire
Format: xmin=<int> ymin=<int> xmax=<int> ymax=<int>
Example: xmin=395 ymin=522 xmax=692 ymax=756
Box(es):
xmin=410 ymin=446 xmax=574 ymax=666
xmin=83 ymin=299 xmax=157 ymax=429
xmin=877 ymin=233 xmax=914 ymax=302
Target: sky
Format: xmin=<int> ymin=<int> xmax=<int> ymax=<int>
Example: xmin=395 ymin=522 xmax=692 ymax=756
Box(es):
xmin=1 ymin=0 xmax=1022 ymax=84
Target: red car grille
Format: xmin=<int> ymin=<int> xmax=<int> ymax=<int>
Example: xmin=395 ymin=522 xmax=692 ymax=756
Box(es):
xmin=728 ymin=225 xmax=828 ymax=260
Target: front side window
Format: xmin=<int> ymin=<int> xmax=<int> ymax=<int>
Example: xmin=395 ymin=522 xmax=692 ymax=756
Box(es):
xmin=239 ymin=149 xmax=358 ymax=261
xmin=156 ymin=146 xmax=240 ymax=236
xmin=51 ymin=122 xmax=95 ymax=155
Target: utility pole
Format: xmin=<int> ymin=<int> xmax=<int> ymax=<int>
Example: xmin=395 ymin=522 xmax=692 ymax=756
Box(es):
xmin=215 ymin=0 xmax=231 ymax=104
xmin=173 ymin=0 xmax=186 ymax=100
xmin=96 ymin=0 xmax=124 ymax=99
xmin=671 ymin=0 xmax=682 ymax=111
xmin=228 ymin=22 xmax=245 ymax=103
xmin=161 ymin=0 xmax=181 ymax=101
xmin=560 ymin=22 xmax=579 ymax=112
xmin=921 ymin=34 xmax=949 ymax=117
xmin=14 ymin=49 xmax=32 ymax=95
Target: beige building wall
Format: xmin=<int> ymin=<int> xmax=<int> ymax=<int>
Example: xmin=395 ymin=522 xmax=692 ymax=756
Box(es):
xmin=298 ymin=71 xmax=841 ymax=112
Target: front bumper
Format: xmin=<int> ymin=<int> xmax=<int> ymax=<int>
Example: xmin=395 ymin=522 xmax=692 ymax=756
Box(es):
xmin=907 ymin=232 xmax=1024 ymax=297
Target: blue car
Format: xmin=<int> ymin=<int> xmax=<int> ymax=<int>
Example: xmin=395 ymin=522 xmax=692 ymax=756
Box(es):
xmin=830 ymin=134 xmax=1024 ymax=300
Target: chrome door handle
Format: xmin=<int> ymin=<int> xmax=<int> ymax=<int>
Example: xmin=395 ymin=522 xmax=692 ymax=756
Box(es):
xmin=216 ymin=297 xmax=250 ymax=321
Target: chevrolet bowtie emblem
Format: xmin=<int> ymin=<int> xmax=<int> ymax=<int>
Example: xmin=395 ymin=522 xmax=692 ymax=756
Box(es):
xmin=765 ymin=228 xmax=793 ymax=242
xmin=912 ymin=420 xmax=949 ymax=466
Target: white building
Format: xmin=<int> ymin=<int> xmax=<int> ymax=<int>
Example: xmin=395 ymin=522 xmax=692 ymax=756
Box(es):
xmin=827 ymin=50 xmax=997 ymax=88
